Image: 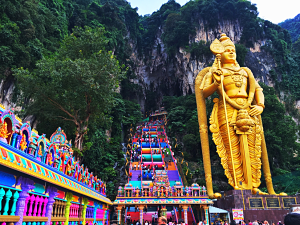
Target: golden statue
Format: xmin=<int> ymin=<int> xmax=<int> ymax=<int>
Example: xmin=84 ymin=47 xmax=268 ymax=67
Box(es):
xmin=38 ymin=145 xmax=43 ymax=156
xmin=0 ymin=122 xmax=10 ymax=139
xmin=195 ymin=33 xmax=285 ymax=198
xmin=20 ymin=134 xmax=27 ymax=151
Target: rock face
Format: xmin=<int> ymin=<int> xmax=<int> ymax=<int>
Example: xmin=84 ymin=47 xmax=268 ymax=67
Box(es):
xmin=0 ymin=20 xmax=277 ymax=113
xmin=130 ymin=20 xmax=277 ymax=110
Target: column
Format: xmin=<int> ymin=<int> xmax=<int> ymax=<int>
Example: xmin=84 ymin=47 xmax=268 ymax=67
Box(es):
xmin=45 ymin=186 xmax=58 ymax=225
xmin=82 ymin=198 xmax=89 ymax=225
xmin=15 ymin=177 xmax=35 ymax=225
xmin=64 ymin=192 xmax=73 ymax=225
xmin=93 ymin=202 xmax=99 ymax=223
xmin=116 ymin=205 xmax=123 ymax=225
xmin=102 ymin=208 xmax=106 ymax=225
xmin=178 ymin=207 xmax=182 ymax=219
xmin=202 ymin=206 xmax=209 ymax=225
xmin=106 ymin=209 xmax=110 ymax=225
xmin=181 ymin=205 xmax=188 ymax=225
xmin=138 ymin=205 xmax=144 ymax=225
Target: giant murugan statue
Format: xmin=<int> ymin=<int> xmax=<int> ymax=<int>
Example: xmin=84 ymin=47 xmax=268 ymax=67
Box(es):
xmin=195 ymin=33 xmax=285 ymax=199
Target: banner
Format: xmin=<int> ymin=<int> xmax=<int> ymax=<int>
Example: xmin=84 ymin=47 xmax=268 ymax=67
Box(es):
xmin=232 ymin=209 xmax=244 ymax=222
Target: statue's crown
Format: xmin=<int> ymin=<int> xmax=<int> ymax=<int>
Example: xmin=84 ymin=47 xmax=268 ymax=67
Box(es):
xmin=219 ymin=33 xmax=235 ymax=48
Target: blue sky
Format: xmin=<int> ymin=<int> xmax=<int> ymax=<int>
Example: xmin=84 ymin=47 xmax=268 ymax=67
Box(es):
xmin=127 ymin=0 xmax=299 ymax=24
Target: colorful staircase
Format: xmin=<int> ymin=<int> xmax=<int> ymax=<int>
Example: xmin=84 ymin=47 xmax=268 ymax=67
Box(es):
xmin=126 ymin=119 xmax=196 ymax=224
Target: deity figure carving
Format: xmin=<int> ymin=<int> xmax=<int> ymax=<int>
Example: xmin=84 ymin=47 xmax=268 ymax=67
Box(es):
xmin=0 ymin=121 xmax=10 ymax=143
xmin=20 ymin=134 xmax=27 ymax=151
xmin=195 ymin=33 xmax=286 ymax=198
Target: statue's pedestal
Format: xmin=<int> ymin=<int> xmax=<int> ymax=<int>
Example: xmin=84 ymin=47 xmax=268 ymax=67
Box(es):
xmin=214 ymin=190 xmax=300 ymax=222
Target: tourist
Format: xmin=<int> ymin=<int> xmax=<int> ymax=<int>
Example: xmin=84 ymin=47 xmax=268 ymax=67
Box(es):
xmin=229 ymin=221 xmax=236 ymax=225
xmin=263 ymin=221 xmax=269 ymax=225
xmin=284 ymin=213 xmax=300 ymax=225
xmin=278 ymin=221 xmax=282 ymax=225
xmin=252 ymin=220 xmax=258 ymax=225
xmin=248 ymin=220 xmax=252 ymax=225
xmin=145 ymin=220 xmax=149 ymax=225
xmin=158 ymin=216 xmax=168 ymax=225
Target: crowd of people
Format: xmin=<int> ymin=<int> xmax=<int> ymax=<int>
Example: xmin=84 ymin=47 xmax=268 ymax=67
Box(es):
xmin=129 ymin=120 xmax=172 ymax=182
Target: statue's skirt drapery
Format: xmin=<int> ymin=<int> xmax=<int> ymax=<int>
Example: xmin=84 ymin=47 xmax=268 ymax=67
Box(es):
xmin=210 ymin=97 xmax=262 ymax=189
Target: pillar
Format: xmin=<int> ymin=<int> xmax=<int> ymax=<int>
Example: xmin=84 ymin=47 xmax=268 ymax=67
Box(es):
xmin=45 ymin=186 xmax=58 ymax=225
xmin=82 ymin=198 xmax=89 ymax=225
xmin=181 ymin=205 xmax=188 ymax=225
xmin=203 ymin=206 xmax=209 ymax=225
xmin=116 ymin=205 xmax=123 ymax=225
xmin=15 ymin=177 xmax=35 ymax=225
xmin=64 ymin=192 xmax=73 ymax=225
xmin=138 ymin=205 xmax=144 ymax=225
xmin=93 ymin=202 xmax=99 ymax=224
xmin=103 ymin=208 xmax=107 ymax=225
xmin=178 ymin=207 xmax=182 ymax=219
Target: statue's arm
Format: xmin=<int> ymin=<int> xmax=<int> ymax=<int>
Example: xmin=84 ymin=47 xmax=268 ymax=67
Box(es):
xmin=249 ymin=81 xmax=265 ymax=116
xmin=202 ymin=72 xmax=219 ymax=98
xmin=255 ymin=85 xmax=265 ymax=108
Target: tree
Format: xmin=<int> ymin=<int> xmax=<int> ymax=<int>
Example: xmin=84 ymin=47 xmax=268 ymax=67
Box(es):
xmin=14 ymin=26 xmax=124 ymax=150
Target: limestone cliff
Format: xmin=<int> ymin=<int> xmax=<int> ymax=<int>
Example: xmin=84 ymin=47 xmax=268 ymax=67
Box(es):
xmin=129 ymin=19 xmax=277 ymax=110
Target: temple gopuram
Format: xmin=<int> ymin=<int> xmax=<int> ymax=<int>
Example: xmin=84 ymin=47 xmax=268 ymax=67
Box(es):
xmin=0 ymin=105 xmax=112 ymax=225
xmin=114 ymin=111 xmax=213 ymax=225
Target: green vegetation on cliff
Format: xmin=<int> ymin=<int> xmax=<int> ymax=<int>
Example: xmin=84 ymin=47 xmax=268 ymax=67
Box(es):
xmin=279 ymin=14 xmax=300 ymax=43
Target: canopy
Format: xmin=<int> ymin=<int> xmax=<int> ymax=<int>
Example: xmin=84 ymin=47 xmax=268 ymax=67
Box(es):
xmin=209 ymin=206 xmax=229 ymax=214
xmin=142 ymin=117 xmax=149 ymax=122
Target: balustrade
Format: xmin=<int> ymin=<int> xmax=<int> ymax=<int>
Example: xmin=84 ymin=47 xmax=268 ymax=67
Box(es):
xmin=23 ymin=193 xmax=48 ymax=218
xmin=95 ymin=208 xmax=103 ymax=220
xmin=0 ymin=186 xmax=20 ymax=216
xmin=51 ymin=199 xmax=67 ymax=219
xmin=85 ymin=207 xmax=93 ymax=218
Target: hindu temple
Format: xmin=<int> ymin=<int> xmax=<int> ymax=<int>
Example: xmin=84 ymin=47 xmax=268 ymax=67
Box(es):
xmin=0 ymin=105 xmax=111 ymax=225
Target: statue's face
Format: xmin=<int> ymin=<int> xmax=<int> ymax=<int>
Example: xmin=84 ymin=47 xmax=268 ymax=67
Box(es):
xmin=221 ymin=46 xmax=236 ymax=64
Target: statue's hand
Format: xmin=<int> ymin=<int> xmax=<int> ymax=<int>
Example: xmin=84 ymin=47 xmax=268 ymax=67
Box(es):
xmin=213 ymin=69 xmax=222 ymax=84
xmin=249 ymin=105 xmax=264 ymax=116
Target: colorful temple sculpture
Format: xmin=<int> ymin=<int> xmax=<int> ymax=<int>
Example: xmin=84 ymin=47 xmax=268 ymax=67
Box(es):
xmin=0 ymin=105 xmax=112 ymax=225
xmin=114 ymin=111 xmax=213 ymax=225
